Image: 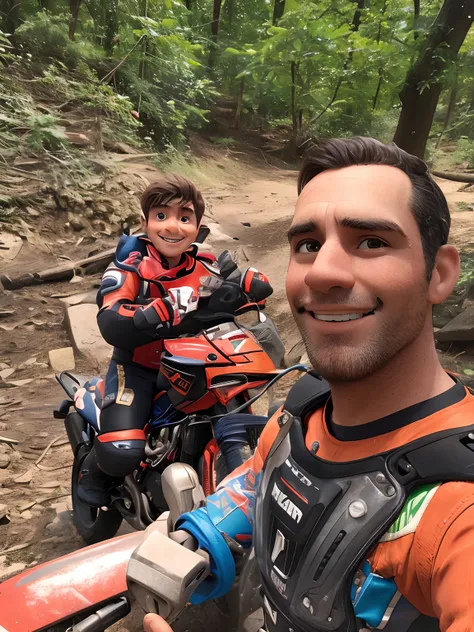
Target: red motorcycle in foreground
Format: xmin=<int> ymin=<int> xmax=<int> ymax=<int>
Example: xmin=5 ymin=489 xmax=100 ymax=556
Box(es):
xmin=0 ymin=364 xmax=306 ymax=632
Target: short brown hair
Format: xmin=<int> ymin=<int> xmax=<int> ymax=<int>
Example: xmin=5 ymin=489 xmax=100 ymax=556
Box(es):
xmin=141 ymin=174 xmax=205 ymax=224
xmin=298 ymin=136 xmax=450 ymax=280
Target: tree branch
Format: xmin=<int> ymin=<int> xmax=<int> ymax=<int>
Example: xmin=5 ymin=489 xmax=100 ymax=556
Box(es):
xmin=101 ymin=35 xmax=145 ymax=84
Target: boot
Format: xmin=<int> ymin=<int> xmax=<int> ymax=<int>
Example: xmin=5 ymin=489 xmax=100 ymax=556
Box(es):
xmin=77 ymin=447 xmax=112 ymax=508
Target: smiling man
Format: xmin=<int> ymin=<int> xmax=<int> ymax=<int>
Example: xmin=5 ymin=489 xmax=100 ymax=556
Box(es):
xmin=143 ymin=138 xmax=474 ymax=632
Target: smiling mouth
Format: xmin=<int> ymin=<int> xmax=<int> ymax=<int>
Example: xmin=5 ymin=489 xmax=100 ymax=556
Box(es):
xmin=302 ymin=299 xmax=382 ymax=323
xmin=159 ymin=236 xmax=184 ymax=244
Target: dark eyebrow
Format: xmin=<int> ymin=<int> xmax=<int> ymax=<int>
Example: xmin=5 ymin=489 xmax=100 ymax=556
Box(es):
xmin=338 ymin=216 xmax=407 ymax=237
xmin=287 ymin=220 xmax=317 ymax=242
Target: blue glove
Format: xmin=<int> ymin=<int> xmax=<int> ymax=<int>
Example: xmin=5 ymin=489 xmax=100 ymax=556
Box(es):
xmin=176 ymin=507 xmax=236 ymax=604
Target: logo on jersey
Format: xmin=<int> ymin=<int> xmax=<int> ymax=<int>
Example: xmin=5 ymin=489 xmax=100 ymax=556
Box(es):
xmin=270 ymin=569 xmax=287 ymax=596
xmin=272 ymin=483 xmax=303 ymax=523
xmin=285 ymin=459 xmax=313 ymax=487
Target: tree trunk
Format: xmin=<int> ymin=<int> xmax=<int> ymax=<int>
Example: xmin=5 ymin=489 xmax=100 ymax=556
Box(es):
xmin=139 ymin=0 xmax=148 ymax=79
xmin=224 ymin=0 xmax=235 ymax=30
xmin=291 ymin=61 xmax=297 ymax=139
xmin=104 ymin=0 xmax=119 ymax=57
xmin=372 ymin=0 xmax=388 ymax=110
xmin=273 ymin=0 xmax=285 ymax=25
xmin=393 ymin=0 xmax=474 ymax=158
xmin=413 ymin=0 xmax=420 ymax=39
xmin=38 ymin=0 xmax=54 ymax=10
xmin=372 ymin=76 xmax=383 ymax=110
xmin=209 ymin=0 xmax=223 ymax=67
xmin=344 ymin=0 xmax=366 ymax=117
xmin=235 ymin=77 xmax=245 ymax=130
xmin=436 ymin=78 xmax=458 ymax=148
xmin=68 ymin=0 xmax=83 ymax=40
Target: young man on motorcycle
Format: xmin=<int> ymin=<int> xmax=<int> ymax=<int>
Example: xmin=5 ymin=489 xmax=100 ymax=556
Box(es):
xmin=143 ymin=137 xmax=474 ymax=632
xmin=78 ymin=174 xmax=272 ymax=507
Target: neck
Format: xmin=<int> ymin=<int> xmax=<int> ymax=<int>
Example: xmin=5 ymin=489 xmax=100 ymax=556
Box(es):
xmin=166 ymin=255 xmax=182 ymax=268
xmin=329 ymin=328 xmax=454 ymax=427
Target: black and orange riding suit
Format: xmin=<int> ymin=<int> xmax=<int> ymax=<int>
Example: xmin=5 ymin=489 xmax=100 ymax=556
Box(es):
xmin=91 ymin=233 xmax=272 ymax=481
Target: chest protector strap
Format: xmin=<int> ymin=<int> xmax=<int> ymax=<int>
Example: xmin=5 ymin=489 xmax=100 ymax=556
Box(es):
xmin=255 ymin=373 xmax=474 ymax=632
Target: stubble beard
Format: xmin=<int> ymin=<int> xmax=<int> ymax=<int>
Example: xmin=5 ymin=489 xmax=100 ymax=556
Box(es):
xmin=298 ymin=300 xmax=429 ymax=384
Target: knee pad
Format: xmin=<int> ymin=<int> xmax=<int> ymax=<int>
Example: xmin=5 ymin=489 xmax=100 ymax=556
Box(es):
xmin=96 ymin=429 xmax=146 ymax=477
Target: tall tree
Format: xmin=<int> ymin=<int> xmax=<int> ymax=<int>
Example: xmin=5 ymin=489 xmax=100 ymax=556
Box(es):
xmin=273 ymin=0 xmax=285 ymax=25
xmin=372 ymin=0 xmax=388 ymax=110
xmin=393 ymin=0 xmax=474 ymax=158
xmin=104 ymin=0 xmax=119 ymax=57
xmin=413 ymin=0 xmax=420 ymax=39
xmin=311 ymin=0 xmax=366 ymax=125
xmin=209 ymin=0 xmax=223 ymax=67
xmin=68 ymin=0 xmax=83 ymax=40
xmin=37 ymin=0 xmax=54 ymax=10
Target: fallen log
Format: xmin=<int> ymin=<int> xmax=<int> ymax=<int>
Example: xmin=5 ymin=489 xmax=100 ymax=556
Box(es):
xmin=0 ymin=247 xmax=116 ymax=291
xmin=432 ymin=170 xmax=474 ymax=184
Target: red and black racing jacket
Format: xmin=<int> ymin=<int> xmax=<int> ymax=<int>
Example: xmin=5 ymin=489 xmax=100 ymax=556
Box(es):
xmin=96 ymin=234 xmax=272 ymax=370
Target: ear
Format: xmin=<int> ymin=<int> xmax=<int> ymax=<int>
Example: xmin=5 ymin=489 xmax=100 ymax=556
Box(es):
xmin=140 ymin=216 xmax=147 ymax=232
xmin=428 ymin=245 xmax=460 ymax=305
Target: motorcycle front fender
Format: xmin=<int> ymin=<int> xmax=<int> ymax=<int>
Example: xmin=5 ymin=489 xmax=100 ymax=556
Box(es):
xmin=0 ymin=532 xmax=144 ymax=631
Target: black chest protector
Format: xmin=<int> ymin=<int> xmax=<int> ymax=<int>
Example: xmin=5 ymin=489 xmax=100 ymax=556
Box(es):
xmin=254 ymin=373 xmax=474 ymax=632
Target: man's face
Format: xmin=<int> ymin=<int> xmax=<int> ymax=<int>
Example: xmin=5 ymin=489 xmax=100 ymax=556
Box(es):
xmin=286 ymin=164 xmax=432 ymax=382
xmin=145 ymin=199 xmax=199 ymax=261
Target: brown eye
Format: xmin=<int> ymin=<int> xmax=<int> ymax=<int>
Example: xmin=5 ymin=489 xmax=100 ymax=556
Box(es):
xmin=296 ymin=240 xmax=320 ymax=254
xmin=359 ymin=238 xmax=387 ymax=250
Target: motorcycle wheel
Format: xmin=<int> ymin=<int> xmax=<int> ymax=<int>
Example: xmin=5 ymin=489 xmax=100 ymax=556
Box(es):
xmin=71 ymin=445 xmax=123 ymax=545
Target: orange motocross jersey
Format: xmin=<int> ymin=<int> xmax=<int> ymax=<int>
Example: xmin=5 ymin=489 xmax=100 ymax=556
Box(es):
xmin=206 ymin=377 xmax=474 ymax=631
xmin=96 ymin=234 xmax=222 ymax=369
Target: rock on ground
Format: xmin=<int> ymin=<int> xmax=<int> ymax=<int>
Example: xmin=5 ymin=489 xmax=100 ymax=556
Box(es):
xmin=436 ymin=305 xmax=474 ymax=342
xmin=49 ymin=347 xmax=76 ymax=372
xmin=64 ymin=303 xmax=111 ymax=368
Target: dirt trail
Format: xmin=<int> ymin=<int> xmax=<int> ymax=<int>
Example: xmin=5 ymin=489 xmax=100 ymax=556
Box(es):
xmin=1 ymin=155 xmax=474 ymax=631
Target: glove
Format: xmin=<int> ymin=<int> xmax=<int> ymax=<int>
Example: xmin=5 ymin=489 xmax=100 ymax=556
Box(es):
xmin=216 ymin=250 xmax=238 ymax=279
xmin=176 ymin=507 xmax=236 ymax=604
xmin=133 ymin=295 xmax=180 ymax=332
xmin=240 ymin=267 xmax=273 ymax=303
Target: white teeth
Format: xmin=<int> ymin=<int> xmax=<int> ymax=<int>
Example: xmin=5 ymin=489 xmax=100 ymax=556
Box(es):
xmin=161 ymin=237 xmax=183 ymax=243
xmin=314 ymin=313 xmax=364 ymax=322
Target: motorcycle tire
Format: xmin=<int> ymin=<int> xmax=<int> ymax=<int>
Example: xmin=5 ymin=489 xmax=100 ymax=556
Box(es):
xmin=71 ymin=444 xmax=123 ymax=545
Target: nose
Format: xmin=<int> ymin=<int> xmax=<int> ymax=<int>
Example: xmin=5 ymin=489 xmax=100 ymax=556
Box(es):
xmin=304 ymin=240 xmax=355 ymax=294
xmin=161 ymin=216 xmax=182 ymax=234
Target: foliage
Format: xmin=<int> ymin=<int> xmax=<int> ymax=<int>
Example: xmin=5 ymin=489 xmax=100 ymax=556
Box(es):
xmin=0 ymin=69 xmax=68 ymax=159
xmin=458 ymin=254 xmax=474 ymax=288
xmin=15 ymin=12 xmax=85 ymax=67
xmin=0 ymin=0 xmax=473 ymax=158
xmin=453 ymin=138 xmax=474 ymax=168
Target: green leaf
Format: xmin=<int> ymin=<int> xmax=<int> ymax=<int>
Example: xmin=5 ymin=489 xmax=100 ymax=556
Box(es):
xmin=464 ymin=369 xmax=474 ymax=376
xmin=268 ymin=26 xmax=288 ymax=36
xmin=187 ymin=58 xmax=202 ymax=67
xmin=162 ymin=18 xmax=178 ymax=28
xmin=294 ymin=38 xmax=302 ymax=52
xmin=225 ymin=47 xmax=242 ymax=55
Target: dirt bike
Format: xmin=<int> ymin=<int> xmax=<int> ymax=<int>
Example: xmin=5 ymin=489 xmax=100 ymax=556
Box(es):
xmin=0 ymin=460 xmax=284 ymax=632
xmin=54 ymin=306 xmax=286 ymax=545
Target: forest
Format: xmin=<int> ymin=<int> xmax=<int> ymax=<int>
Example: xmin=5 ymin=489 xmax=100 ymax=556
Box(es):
xmin=0 ymin=0 xmax=473 ymax=164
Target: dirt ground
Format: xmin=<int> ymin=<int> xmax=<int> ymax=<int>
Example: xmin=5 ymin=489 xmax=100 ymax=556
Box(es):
xmin=1 ymin=151 xmax=474 ymax=631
